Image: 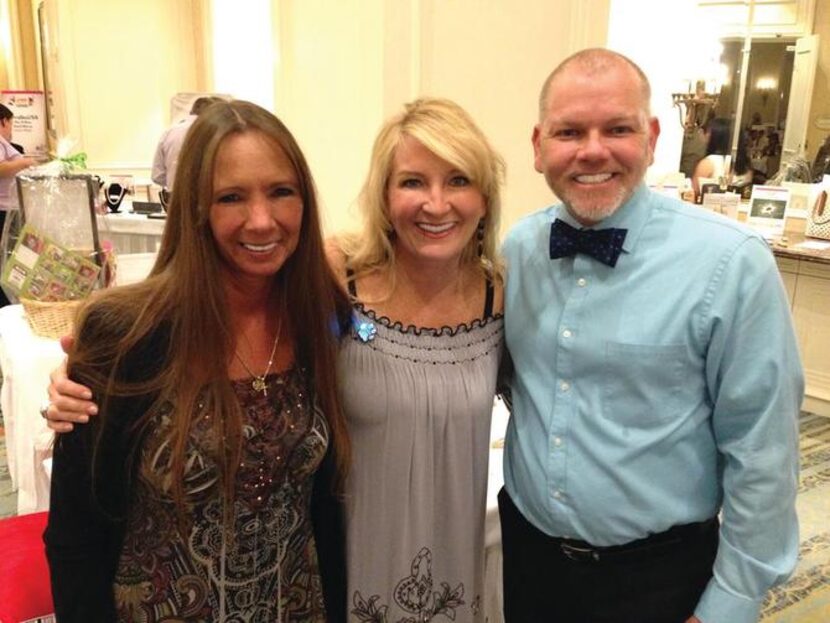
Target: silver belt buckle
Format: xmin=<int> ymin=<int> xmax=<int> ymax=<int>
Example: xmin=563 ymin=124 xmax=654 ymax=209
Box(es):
xmin=560 ymin=542 xmax=600 ymax=562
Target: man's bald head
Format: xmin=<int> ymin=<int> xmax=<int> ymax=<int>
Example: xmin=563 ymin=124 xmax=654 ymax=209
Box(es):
xmin=538 ymin=48 xmax=652 ymax=120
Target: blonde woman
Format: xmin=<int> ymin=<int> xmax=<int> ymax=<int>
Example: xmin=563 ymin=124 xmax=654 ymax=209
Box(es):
xmin=332 ymin=98 xmax=504 ymax=622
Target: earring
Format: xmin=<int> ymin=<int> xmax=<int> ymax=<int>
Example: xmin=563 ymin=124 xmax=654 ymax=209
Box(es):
xmin=476 ymin=219 xmax=485 ymax=257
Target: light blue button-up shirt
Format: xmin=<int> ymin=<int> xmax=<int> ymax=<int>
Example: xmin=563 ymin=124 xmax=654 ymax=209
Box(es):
xmin=503 ymin=185 xmax=803 ymax=623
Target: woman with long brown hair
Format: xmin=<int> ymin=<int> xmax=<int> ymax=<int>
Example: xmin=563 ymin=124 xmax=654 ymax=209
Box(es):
xmin=44 ymin=100 xmax=351 ymax=621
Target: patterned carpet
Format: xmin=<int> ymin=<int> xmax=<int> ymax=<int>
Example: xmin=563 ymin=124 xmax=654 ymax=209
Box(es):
xmin=761 ymin=412 xmax=830 ymax=622
xmin=0 ymin=416 xmax=827 ymax=618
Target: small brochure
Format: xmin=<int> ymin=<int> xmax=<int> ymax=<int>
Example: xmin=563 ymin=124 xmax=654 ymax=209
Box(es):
xmin=702 ymin=192 xmax=740 ymax=220
xmin=1 ymin=224 xmax=101 ymax=301
xmin=748 ymin=185 xmax=790 ymax=237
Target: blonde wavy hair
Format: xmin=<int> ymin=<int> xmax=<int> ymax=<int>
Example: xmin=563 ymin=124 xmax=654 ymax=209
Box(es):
xmin=340 ymin=97 xmax=505 ymax=286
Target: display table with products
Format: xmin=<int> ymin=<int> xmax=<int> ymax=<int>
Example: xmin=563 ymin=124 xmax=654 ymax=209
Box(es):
xmin=770 ymin=234 xmax=830 ymax=416
xmin=0 ymin=305 xmax=61 ymax=514
xmin=96 ymin=206 xmax=166 ymax=254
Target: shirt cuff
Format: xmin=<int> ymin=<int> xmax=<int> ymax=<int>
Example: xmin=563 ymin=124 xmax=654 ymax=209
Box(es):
xmin=695 ymin=579 xmax=762 ymax=623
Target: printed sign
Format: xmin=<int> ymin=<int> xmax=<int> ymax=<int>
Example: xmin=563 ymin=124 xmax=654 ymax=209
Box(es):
xmin=748 ymin=185 xmax=790 ymax=237
xmin=0 ymin=91 xmax=48 ymax=159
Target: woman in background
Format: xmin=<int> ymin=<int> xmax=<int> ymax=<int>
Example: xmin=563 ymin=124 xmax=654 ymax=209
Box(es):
xmin=0 ymin=103 xmax=36 ymax=306
xmin=46 ymin=97 xmax=506 ymax=622
xmin=692 ymin=117 xmax=752 ymax=201
xmin=44 ymin=100 xmax=351 ymax=622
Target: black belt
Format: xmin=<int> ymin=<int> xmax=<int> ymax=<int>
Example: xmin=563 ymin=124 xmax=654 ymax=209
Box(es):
xmin=555 ymin=518 xmax=718 ymax=563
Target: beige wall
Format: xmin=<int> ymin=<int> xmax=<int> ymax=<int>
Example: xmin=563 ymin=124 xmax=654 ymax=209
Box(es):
xmin=38 ymin=0 xmax=207 ymax=173
xmin=273 ymin=0 xmax=609 ymax=237
xmin=806 ymin=0 xmax=829 ymax=162
xmin=418 ymin=0 xmax=609 ymax=235
xmin=272 ymin=0 xmax=387 ymax=235
xmin=15 ymin=0 xmax=609 ymax=232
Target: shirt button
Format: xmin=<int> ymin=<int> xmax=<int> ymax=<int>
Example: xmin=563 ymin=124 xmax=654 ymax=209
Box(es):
xmin=554 ymin=437 xmax=562 ymax=447
xmin=560 ymin=381 xmax=570 ymax=391
xmin=553 ymin=490 xmax=563 ymax=499
xmin=577 ymin=277 xmax=587 ymax=287
xmin=562 ymin=329 xmax=572 ymax=338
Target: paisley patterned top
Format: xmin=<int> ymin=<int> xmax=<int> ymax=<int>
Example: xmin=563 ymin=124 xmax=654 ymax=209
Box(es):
xmin=340 ymin=304 xmax=503 ymax=623
xmin=112 ymin=366 xmax=328 ymax=622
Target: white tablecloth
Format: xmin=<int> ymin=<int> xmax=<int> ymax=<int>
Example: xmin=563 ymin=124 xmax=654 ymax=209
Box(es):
xmin=97 ymin=207 xmax=166 ymax=254
xmin=485 ymin=397 xmax=509 ymax=623
xmin=0 ymin=305 xmax=61 ymax=514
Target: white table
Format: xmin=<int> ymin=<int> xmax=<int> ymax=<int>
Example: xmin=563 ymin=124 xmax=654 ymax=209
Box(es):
xmin=484 ymin=397 xmax=509 ymax=623
xmin=97 ymin=207 xmax=166 ymax=254
xmin=0 ymin=305 xmax=62 ymax=514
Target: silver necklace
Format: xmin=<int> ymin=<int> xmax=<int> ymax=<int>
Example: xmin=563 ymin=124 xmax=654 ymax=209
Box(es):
xmin=234 ymin=315 xmax=283 ymax=396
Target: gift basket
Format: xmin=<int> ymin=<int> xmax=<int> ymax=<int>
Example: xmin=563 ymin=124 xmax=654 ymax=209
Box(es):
xmin=0 ymin=146 xmax=111 ymax=338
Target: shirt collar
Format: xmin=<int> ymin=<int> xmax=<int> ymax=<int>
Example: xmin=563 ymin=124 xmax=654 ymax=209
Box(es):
xmin=552 ymin=183 xmax=653 ymax=255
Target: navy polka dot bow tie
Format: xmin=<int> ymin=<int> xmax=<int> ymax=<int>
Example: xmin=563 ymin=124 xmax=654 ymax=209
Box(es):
xmin=549 ymin=219 xmax=627 ymax=267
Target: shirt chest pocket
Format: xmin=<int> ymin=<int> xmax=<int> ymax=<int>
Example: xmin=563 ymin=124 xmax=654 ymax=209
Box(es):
xmin=601 ymin=342 xmax=689 ymax=427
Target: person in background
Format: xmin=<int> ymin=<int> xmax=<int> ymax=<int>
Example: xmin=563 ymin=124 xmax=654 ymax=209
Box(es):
xmin=692 ymin=117 xmax=752 ymax=201
xmin=45 ymin=97 xmax=506 ymax=623
xmin=44 ymin=100 xmax=351 ymax=621
xmin=0 ymin=103 xmax=37 ymax=306
xmin=812 ymin=134 xmax=830 ymax=182
xmin=151 ymin=96 xmax=219 ymax=191
xmin=500 ymin=48 xmax=802 ymax=623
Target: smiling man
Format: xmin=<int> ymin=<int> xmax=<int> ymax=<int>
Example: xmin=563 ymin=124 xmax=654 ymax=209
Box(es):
xmin=499 ymin=49 xmax=803 ymax=623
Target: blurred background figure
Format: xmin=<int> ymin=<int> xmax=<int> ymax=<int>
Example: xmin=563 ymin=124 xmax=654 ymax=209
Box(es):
xmin=151 ymin=96 xmax=220 ymax=191
xmin=811 ymin=134 xmax=830 ymax=182
xmin=692 ymin=117 xmax=752 ymax=201
xmin=0 ymin=103 xmax=37 ymax=306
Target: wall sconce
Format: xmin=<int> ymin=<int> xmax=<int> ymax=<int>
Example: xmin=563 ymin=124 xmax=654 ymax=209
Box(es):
xmin=755 ymin=77 xmax=776 ymax=106
xmin=672 ymin=79 xmax=721 ymax=130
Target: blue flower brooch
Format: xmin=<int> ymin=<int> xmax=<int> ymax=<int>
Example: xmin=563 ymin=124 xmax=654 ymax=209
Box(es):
xmin=354 ymin=318 xmax=377 ymax=343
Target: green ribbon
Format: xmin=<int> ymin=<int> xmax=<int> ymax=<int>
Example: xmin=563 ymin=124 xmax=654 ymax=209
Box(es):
xmin=54 ymin=152 xmax=88 ymax=170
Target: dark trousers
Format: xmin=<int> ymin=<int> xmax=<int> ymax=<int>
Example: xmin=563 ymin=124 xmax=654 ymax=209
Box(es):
xmin=498 ymin=488 xmax=718 ymax=623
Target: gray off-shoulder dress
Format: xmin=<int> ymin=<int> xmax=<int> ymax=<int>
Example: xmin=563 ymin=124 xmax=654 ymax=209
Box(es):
xmin=339 ymin=281 xmax=503 ymax=623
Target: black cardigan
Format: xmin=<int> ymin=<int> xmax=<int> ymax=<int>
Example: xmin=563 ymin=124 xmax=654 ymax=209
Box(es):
xmin=44 ymin=325 xmax=346 ymax=622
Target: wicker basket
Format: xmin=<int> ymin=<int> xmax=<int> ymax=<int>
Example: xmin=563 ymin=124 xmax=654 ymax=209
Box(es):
xmin=20 ymin=298 xmax=82 ymax=340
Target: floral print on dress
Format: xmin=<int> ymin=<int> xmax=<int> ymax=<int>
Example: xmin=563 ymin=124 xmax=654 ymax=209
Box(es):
xmin=351 ymin=547 xmax=468 ymax=623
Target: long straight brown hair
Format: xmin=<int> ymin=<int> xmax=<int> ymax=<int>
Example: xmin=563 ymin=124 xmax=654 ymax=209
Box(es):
xmin=68 ymin=100 xmax=351 ymax=516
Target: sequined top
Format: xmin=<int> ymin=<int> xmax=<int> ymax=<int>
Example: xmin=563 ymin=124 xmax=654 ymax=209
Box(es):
xmin=113 ymin=366 xmax=329 ymax=622
xmin=339 ymin=304 xmax=503 ymax=623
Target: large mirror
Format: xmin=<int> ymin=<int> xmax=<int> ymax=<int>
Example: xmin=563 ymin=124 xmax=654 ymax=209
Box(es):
xmin=679 ymin=38 xmax=797 ymax=184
